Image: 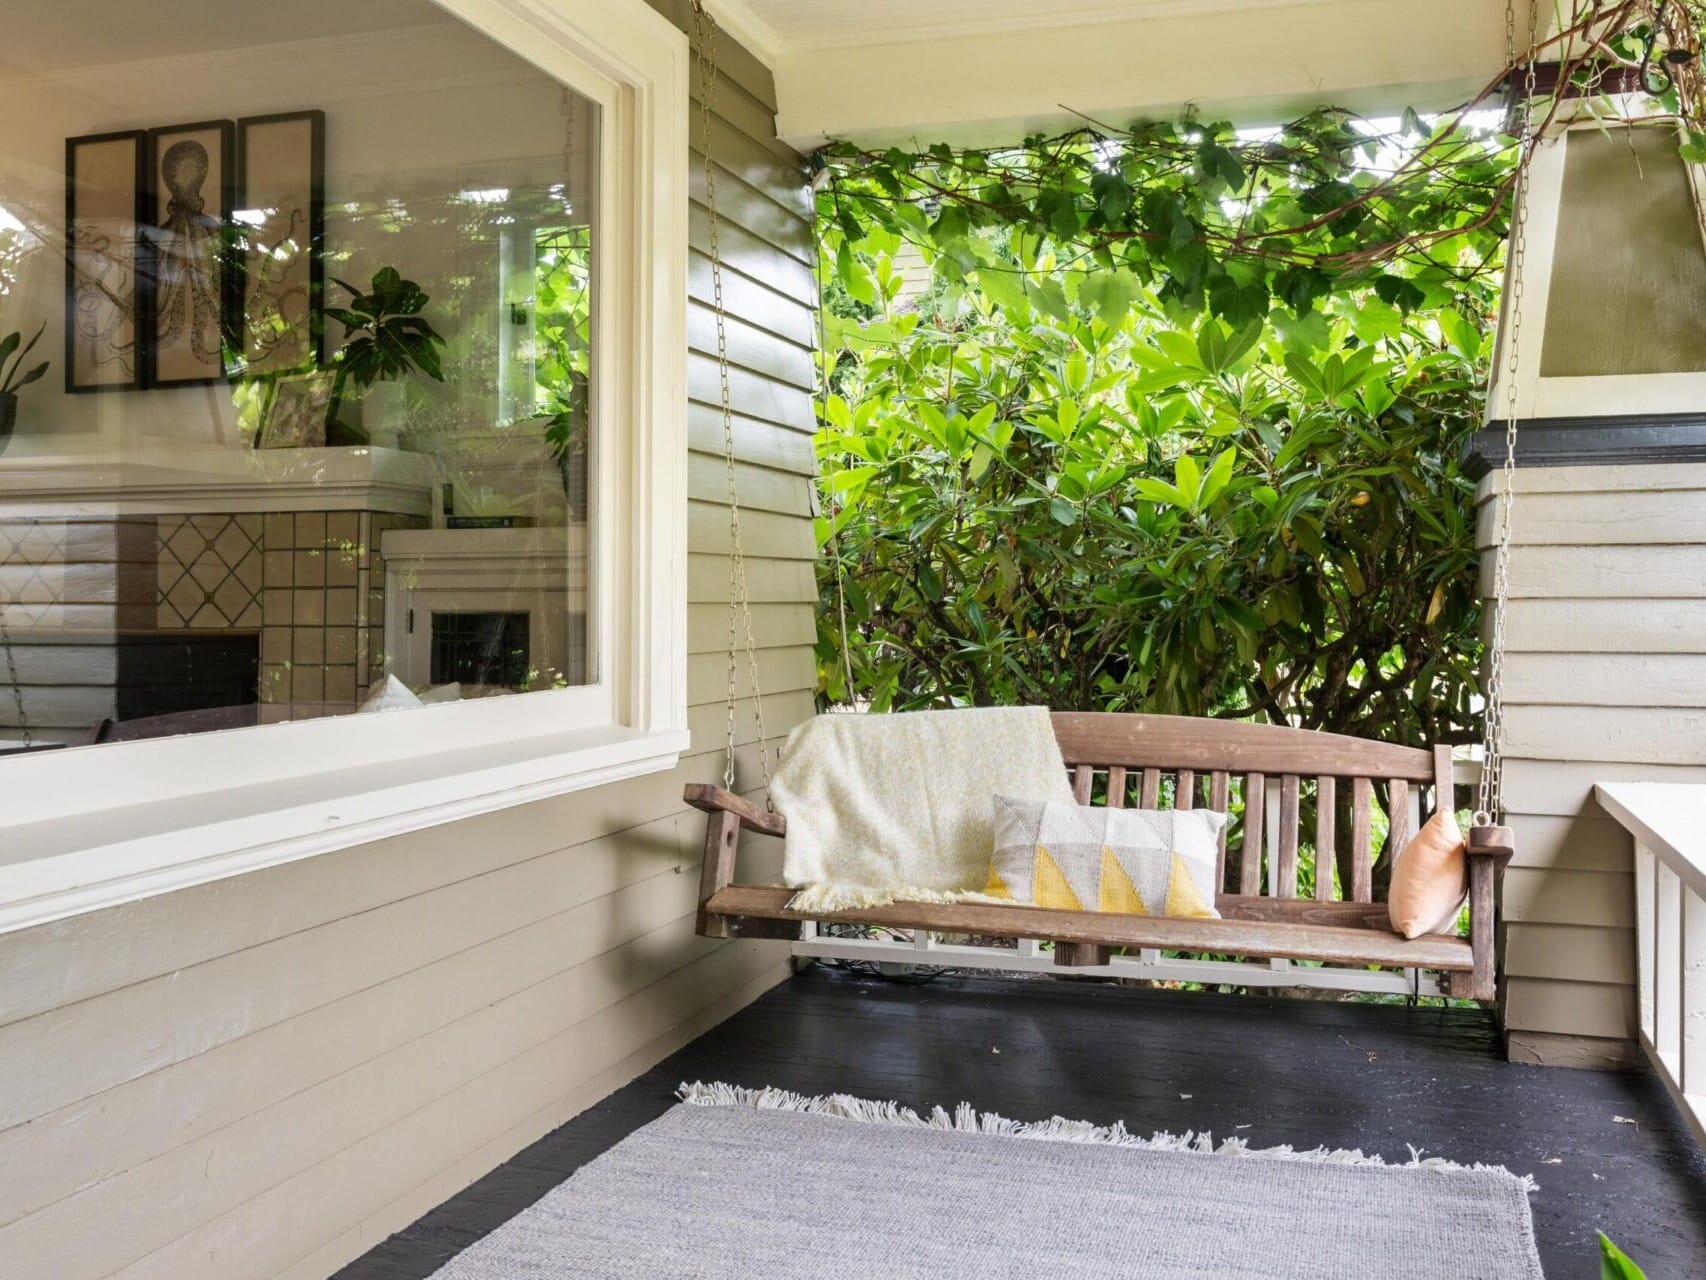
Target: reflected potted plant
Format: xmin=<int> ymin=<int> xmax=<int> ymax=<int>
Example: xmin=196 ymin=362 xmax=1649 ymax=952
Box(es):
xmin=0 ymin=322 xmax=48 ymax=456
xmin=326 ymin=268 xmax=446 ymax=448
xmin=542 ymin=377 xmax=589 ymax=518
xmin=535 ymin=224 xmax=591 ymax=517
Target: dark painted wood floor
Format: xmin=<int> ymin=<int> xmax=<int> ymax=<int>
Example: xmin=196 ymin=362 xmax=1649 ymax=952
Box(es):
xmin=336 ymin=968 xmax=1706 ymax=1280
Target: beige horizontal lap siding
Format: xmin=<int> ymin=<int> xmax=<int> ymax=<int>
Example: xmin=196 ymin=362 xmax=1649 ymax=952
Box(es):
xmin=0 ymin=10 xmax=817 ymax=1279
xmin=1479 ymin=461 xmax=1706 ymax=1067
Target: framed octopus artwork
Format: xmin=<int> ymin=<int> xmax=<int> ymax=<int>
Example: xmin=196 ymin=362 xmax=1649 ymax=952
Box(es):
xmin=235 ymin=111 xmax=325 ymax=379
xmin=63 ymin=131 xmax=149 ymax=393
xmin=143 ymin=119 xmax=237 ymax=388
xmin=66 ymin=114 xmax=326 ymax=393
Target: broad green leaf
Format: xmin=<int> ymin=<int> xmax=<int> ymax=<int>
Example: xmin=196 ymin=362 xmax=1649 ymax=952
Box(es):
xmin=1131 ymin=477 xmax=1190 ymax=508
xmin=1064 ymin=350 xmax=1089 ymax=393
xmin=1174 ymin=453 xmax=1202 ymax=508
xmin=1284 ymin=352 xmax=1327 ymax=400
xmin=975 ymin=265 xmax=1030 ymax=314
xmin=1359 ymin=380 xmax=1397 ymax=420
xmin=829 ymin=465 xmax=880 ymax=494
xmin=1197 ymin=141 xmax=1247 ymax=192
xmin=1079 ymin=268 xmax=1142 ymax=327
xmin=1154 ymin=329 xmax=1205 ymax=373
xmin=1200 ymin=448 xmax=1236 ymax=507
xmin=1026 ymin=277 xmax=1071 ymax=322
xmin=1598 ymin=1234 xmax=1647 ymax=1280
xmin=837 ymin=240 xmax=875 ymax=305
xmin=1341 ymin=557 xmax=1367 ymax=596
xmin=1374 ymin=274 xmax=1426 ymax=314
xmin=1197 ymin=318 xmax=1263 ymax=376
xmin=1208 ymin=276 xmax=1270 ymax=328
xmin=1057 ymin=397 xmax=1081 ymax=437
xmin=1270 ymin=306 xmax=1331 ymax=353
xmin=9 ymin=362 xmax=48 ymax=392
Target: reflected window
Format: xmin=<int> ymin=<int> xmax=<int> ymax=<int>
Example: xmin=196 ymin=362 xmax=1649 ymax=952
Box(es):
xmin=0 ymin=0 xmax=597 ymax=752
xmin=431 ymin=612 xmax=530 ymax=690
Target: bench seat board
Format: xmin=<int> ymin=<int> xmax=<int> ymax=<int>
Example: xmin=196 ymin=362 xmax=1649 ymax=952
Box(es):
xmin=705 ymin=884 xmax=1475 ymax=971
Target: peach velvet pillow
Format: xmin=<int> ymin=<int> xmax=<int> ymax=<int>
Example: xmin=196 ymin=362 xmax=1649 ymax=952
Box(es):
xmin=1388 ymin=808 xmax=1468 ymax=939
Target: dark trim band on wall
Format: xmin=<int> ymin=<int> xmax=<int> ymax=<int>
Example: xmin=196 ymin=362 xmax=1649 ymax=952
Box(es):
xmin=1462 ymin=413 xmax=1706 ymax=479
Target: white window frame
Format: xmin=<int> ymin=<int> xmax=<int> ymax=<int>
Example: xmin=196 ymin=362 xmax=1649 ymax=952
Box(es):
xmin=0 ymin=0 xmax=690 ymax=931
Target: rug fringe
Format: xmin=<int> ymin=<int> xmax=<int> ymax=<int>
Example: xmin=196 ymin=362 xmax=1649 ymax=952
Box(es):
xmin=675 ymin=1081 xmax=1537 ymax=1193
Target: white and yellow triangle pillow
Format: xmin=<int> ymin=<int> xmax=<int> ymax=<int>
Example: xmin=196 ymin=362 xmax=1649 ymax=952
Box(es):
xmin=985 ymin=794 xmax=1226 ymax=918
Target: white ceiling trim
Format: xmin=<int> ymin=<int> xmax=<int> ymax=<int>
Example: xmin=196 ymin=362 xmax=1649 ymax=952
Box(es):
xmin=719 ymin=0 xmax=1336 ymax=56
xmin=701 ymin=0 xmax=786 ymax=66
xmin=765 ymin=0 xmax=1514 ymax=150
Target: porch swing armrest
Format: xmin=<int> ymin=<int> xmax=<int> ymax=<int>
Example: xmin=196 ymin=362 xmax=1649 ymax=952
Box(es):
xmin=1465 ymin=824 xmax=1515 ymax=864
xmin=683 ymin=784 xmax=787 ymax=838
xmin=1451 ymin=825 xmax=1516 ymax=1002
xmin=689 ymin=784 xmax=793 ymax=942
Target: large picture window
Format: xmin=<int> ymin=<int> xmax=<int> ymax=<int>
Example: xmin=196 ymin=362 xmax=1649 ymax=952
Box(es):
xmin=0 ymin=0 xmax=689 ymax=908
xmin=1 ymin=0 xmax=600 ymax=746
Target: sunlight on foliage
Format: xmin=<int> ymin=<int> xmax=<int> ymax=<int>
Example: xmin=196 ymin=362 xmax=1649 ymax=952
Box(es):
xmin=815 ymin=155 xmax=1493 ymax=750
xmin=811 ymin=0 xmax=1706 ymax=746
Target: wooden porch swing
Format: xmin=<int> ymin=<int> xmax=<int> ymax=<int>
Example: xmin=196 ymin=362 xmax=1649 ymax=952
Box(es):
xmin=682 ymin=2 xmax=1526 ymax=1004
xmin=688 ymin=716 xmax=1509 ymax=999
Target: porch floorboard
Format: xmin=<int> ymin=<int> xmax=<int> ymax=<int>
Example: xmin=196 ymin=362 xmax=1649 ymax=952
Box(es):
xmin=334 ymin=968 xmax=1706 ymax=1279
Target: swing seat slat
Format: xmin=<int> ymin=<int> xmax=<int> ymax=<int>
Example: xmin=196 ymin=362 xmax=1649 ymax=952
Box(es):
xmin=687 ymin=712 xmax=1513 ymax=1001
xmin=702 ymin=883 xmax=1476 ymax=972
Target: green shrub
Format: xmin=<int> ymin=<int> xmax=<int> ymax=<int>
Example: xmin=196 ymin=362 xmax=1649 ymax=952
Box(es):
xmin=816 ymin=215 xmax=1491 ymax=749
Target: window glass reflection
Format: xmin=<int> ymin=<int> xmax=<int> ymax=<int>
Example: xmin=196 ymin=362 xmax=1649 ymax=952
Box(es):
xmin=0 ymin=0 xmax=596 ymax=754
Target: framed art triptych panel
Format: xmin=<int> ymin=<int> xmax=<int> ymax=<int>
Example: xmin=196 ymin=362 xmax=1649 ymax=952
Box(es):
xmin=145 ymin=119 xmax=236 ymax=388
xmin=64 ymin=131 xmax=148 ymax=393
xmin=237 ymin=111 xmax=326 ymax=379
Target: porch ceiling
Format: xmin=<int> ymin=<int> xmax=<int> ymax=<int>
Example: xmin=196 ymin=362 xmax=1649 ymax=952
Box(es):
xmin=707 ymin=0 xmax=1525 ymax=150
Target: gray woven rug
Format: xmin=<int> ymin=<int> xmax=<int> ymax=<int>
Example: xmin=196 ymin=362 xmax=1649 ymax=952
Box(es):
xmin=430 ymin=1083 xmax=1544 ymax=1279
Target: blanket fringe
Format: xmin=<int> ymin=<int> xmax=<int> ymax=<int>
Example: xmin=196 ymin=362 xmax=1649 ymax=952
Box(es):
xmin=676 ymin=1081 xmax=1537 ymax=1193
xmin=784 ymin=883 xmax=1008 ymax=912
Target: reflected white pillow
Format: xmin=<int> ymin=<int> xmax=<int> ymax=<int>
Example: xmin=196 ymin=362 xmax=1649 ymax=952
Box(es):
xmin=360 ymin=675 xmax=422 ymax=713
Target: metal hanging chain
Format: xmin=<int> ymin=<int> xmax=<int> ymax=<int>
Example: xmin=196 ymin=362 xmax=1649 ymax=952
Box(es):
xmin=813 ymin=167 xmax=858 ymax=706
xmin=690 ymin=0 xmax=774 ymax=803
xmin=1477 ymin=0 xmax=1540 ymax=828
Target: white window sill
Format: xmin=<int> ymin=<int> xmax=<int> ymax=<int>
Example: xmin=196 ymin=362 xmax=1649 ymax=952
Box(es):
xmin=0 ymin=724 xmax=687 ymax=935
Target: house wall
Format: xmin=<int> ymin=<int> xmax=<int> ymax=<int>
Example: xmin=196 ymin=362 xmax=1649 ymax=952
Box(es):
xmin=1481 ymin=462 xmax=1706 ymax=1068
xmin=0 ymin=8 xmax=818 ymax=1279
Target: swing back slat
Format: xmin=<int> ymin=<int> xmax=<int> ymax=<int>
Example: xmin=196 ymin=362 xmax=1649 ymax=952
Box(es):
xmin=1350 ymin=777 xmax=1375 ymax=901
xmin=1314 ymin=776 xmax=1337 ymax=901
xmin=1048 ymin=713 xmax=1451 ymax=907
xmin=1239 ymin=772 xmax=1264 ymax=896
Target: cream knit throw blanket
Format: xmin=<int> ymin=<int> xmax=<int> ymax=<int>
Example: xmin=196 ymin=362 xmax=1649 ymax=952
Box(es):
xmin=773 ymin=707 xmax=1077 ymax=912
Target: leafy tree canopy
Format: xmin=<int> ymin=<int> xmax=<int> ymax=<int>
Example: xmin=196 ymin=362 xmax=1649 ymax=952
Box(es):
xmin=809 ymin=1 xmax=1706 ymax=749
